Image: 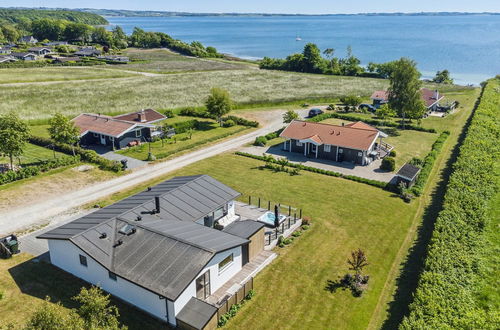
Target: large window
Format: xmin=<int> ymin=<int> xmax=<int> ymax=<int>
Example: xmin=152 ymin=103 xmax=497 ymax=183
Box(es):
xmin=218 ymin=254 xmax=234 ymax=273
xmin=135 ymin=130 xmax=142 ymax=138
xmin=108 ymin=271 xmax=117 ymax=281
xmin=196 ymin=270 xmax=210 ymax=300
xmin=324 ymin=144 xmax=331 ymax=152
xmin=296 ymin=140 xmax=303 ymax=147
xmin=79 ymin=254 xmax=87 ymax=267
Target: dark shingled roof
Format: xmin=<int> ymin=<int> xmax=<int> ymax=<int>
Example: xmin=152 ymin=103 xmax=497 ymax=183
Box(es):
xmin=39 ymin=175 xmax=240 ymax=240
xmin=38 ymin=175 xmax=248 ymax=300
xmin=223 ymin=220 xmax=265 ymax=239
xmin=396 ymin=163 xmax=421 ymax=180
xmin=176 ymin=297 xmax=218 ymax=330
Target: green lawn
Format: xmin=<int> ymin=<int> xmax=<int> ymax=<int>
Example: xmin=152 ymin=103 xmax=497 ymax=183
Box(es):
xmin=0 ymin=143 xmax=66 ymax=166
xmin=0 ymin=67 xmax=137 ymax=84
xmin=111 ymin=48 xmax=251 ymax=73
xmin=29 ymin=125 xmax=50 ymax=138
xmin=116 ymin=121 xmax=249 ymax=161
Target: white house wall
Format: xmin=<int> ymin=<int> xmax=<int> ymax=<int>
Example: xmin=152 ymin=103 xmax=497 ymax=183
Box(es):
xmin=173 ymin=245 xmax=242 ymax=316
xmin=47 ymin=240 xmax=172 ymax=325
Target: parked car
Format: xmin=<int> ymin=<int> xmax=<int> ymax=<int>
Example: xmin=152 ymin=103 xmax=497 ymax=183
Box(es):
xmin=308 ymin=108 xmax=324 ymax=118
xmin=359 ymin=104 xmax=377 ymax=112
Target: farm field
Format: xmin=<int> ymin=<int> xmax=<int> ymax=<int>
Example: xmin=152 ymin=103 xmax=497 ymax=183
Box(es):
xmin=0 ymin=67 xmax=138 ymax=84
xmin=113 ymin=48 xmax=252 ymax=73
xmin=0 ymin=69 xmax=389 ymax=120
xmin=0 ymin=143 xmax=66 ymax=166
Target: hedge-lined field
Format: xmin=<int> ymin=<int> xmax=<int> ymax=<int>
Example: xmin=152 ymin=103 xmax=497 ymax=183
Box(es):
xmin=401 ymin=77 xmax=500 ymax=329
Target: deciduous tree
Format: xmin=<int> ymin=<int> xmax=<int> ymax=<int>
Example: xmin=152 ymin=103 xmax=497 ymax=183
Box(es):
xmin=73 ymin=286 xmax=125 ymax=330
xmin=48 ymin=113 xmax=80 ymax=156
xmin=206 ymin=87 xmax=232 ymax=126
xmin=283 ymin=110 xmax=299 ymax=123
xmin=0 ymin=112 xmax=30 ymax=170
xmin=433 ymin=69 xmax=454 ymax=84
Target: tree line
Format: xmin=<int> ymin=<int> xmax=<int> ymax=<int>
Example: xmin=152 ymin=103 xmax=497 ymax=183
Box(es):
xmin=0 ymin=8 xmax=107 ymax=25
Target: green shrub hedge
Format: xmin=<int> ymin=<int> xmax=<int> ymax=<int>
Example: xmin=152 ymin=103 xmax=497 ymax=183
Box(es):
xmin=171 ymin=119 xmax=200 ymax=134
xmin=381 ymin=157 xmax=396 ymax=171
xmin=410 ymin=131 xmax=450 ymax=196
xmin=253 ymin=128 xmax=284 ymax=146
xmin=308 ymin=112 xmax=437 ymax=133
xmin=0 ymin=155 xmax=79 ymax=185
xmin=401 ymin=78 xmax=500 ymax=329
xmin=29 ymin=136 xmax=122 ymax=172
xmin=222 ymin=115 xmax=259 ymax=128
xmin=235 ymin=151 xmax=392 ymax=190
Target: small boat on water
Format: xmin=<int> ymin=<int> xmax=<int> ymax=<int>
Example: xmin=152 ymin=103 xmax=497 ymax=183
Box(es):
xmin=296 ymin=35 xmax=302 ymax=41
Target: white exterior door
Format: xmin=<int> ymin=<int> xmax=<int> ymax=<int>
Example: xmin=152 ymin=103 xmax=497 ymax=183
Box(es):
xmin=100 ymin=134 xmax=106 ymax=145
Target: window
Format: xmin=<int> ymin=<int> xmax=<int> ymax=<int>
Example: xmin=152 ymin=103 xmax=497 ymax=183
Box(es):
xmin=338 ymin=149 xmax=343 ymax=154
xmin=324 ymin=144 xmax=331 ymax=152
xmin=93 ymin=133 xmax=98 ymax=137
xmin=218 ymin=254 xmax=234 ymax=273
xmin=358 ymin=152 xmax=363 ymax=157
xmin=196 ymin=270 xmax=210 ymax=300
xmin=214 ymin=205 xmax=227 ymax=221
xmin=296 ymin=140 xmax=303 ymax=147
xmin=110 ymin=136 xmax=114 ymax=141
xmin=79 ymin=254 xmax=87 ymax=267
xmin=108 ymin=271 xmax=117 ymax=281
xmin=135 ymin=130 xmax=142 ymax=138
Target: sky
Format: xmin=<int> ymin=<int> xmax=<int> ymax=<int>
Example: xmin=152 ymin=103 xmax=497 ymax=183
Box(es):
xmin=3 ymin=0 xmax=500 ymax=14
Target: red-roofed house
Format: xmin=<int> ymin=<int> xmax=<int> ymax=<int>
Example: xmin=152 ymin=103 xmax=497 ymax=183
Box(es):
xmin=370 ymin=88 xmax=444 ymax=111
xmin=73 ymin=109 xmax=167 ymax=149
xmin=280 ymin=120 xmax=391 ymax=166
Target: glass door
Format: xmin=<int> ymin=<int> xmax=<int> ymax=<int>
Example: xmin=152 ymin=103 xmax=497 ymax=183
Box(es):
xmin=196 ymin=270 xmax=210 ymax=300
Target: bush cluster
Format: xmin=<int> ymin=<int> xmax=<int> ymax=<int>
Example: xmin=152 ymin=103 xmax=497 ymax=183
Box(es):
xmin=0 ymin=155 xmax=79 ymax=185
xmin=380 ymin=157 xmax=396 ymax=171
xmin=236 ymin=151 xmax=391 ymax=190
xmin=222 ymin=116 xmax=259 ymax=128
xmin=218 ymin=290 xmax=256 ymax=327
xmin=308 ymin=112 xmax=437 ymax=133
xmin=409 ymin=131 xmax=450 ymax=196
xmin=171 ymin=119 xmax=200 ymax=134
xmin=29 ymin=136 xmax=122 ymax=172
xmin=253 ymin=128 xmax=284 ymax=146
xmin=401 ymin=78 xmax=500 ymax=329
xmin=179 ymin=107 xmax=213 ymax=118
xmin=263 ymin=161 xmax=301 ymax=176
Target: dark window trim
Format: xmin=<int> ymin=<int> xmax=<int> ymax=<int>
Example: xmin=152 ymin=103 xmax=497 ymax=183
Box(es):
xmin=79 ymin=254 xmax=87 ymax=267
xmin=218 ymin=253 xmax=234 ymax=274
xmin=108 ymin=271 xmax=117 ymax=281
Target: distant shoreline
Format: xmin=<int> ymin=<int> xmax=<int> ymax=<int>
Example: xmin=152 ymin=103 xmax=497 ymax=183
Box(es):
xmin=3 ymin=7 xmax=500 ymax=17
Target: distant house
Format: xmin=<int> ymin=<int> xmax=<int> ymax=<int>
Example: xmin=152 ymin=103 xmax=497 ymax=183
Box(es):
xmin=18 ymin=36 xmax=38 ymax=44
xmin=370 ymin=88 xmax=445 ymax=111
xmin=10 ymin=52 xmax=37 ymax=61
xmin=97 ymin=55 xmax=130 ymax=63
xmin=0 ymin=55 xmax=16 ymax=63
xmin=53 ymin=56 xmax=81 ymax=64
xmin=280 ymin=120 xmax=391 ymax=166
xmin=74 ymin=48 xmax=102 ymax=57
xmin=72 ymin=109 xmax=167 ymax=149
xmin=38 ymin=174 xmax=269 ymax=328
xmin=0 ymin=47 xmax=11 ymax=55
xmin=396 ymin=163 xmax=421 ymax=187
xmin=43 ymin=41 xmax=69 ymax=46
xmin=28 ymin=47 xmax=52 ymax=56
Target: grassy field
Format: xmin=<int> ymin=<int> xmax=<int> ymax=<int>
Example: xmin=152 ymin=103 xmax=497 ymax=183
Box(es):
xmin=117 ymin=121 xmax=249 ymax=160
xmin=0 ymin=143 xmax=66 ymax=166
xmin=113 ymin=48 xmax=252 ymax=73
xmin=0 ymin=70 xmax=388 ymax=120
xmin=0 ymin=67 xmax=138 ymax=84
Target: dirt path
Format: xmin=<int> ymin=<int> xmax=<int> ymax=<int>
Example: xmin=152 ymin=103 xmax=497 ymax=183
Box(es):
xmin=0 ymin=109 xmax=290 ymax=235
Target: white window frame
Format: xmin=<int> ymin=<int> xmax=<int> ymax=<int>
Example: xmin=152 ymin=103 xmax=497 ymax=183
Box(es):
xmin=358 ymin=152 xmax=363 ymax=157
xmin=296 ymin=140 xmax=303 ymax=147
xmin=135 ymin=129 xmax=142 ymax=138
xmin=339 ymin=148 xmax=343 ymax=154
xmin=218 ymin=253 xmax=234 ymax=274
xmin=324 ymin=144 xmax=331 ymax=152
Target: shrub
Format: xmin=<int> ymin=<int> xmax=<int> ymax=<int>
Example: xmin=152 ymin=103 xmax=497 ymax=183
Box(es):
xmin=389 ymin=150 xmax=397 ymax=157
xmin=302 ymin=216 xmax=311 ymax=225
xmin=254 ymin=136 xmax=267 ymax=146
xmin=171 ymin=120 xmax=199 ymax=134
xmin=164 ymin=109 xmax=175 ymax=118
xmin=380 ymin=157 xmax=396 ymax=171
xmin=340 ymin=95 xmax=362 ymax=106
xmin=301 ymin=225 xmax=310 ymax=230
xmin=292 ymin=230 xmax=302 ymax=237
xmin=179 ymin=107 xmax=212 ymax=118
xmin=223 ymin=119 xmax=236 ymax=127
xmin=222 ymin=115 xmax=259 ymax=128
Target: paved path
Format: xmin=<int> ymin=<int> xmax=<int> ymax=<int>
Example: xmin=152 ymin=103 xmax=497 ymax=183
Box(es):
xmin=0 ymin=110 xmax=288 ymax=235
xmin=89 ymin=146 xmax=146 ymax=170
xmin=240 ymin=144 xmax=396 ymax=183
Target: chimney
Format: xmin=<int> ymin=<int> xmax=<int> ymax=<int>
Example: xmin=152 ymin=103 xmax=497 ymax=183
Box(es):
xmin=138 ymin=109 xmax=146 ymax=123
xmin=434 ymin=90 xmax=439 ymax=100
xmin=155 ymin=196 xmax=160 ymax=214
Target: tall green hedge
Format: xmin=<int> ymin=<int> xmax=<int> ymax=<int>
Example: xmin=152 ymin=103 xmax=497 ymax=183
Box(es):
xmin=401 ymin=78 xmax=500 ymax=329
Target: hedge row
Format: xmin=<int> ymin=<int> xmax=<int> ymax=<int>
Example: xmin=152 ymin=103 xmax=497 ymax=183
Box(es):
xmin=177 ymin=107 xmax=259 ymax=127
xmin=410 ymin=131 xmax=450 ymax=196
xmin=308 ymin=112 xmax=437 ymax=133
xmin=0 ymin=156 xmax=79 ymax=185
xmin=0 ymin=60 xmax=104 ymax=69
xmin=29 ymin=136 xmax=122 ymax=172
xmin=170 ymin=119 xmax=200 ymax=134
xmin=401 ymin=78 xmax=500 ymax=329
xmin=235 ymin=151 xmax=391 ymax=190
xmin=155 ymin=127 xmax=248 ymax=160
xmin=254 ymin=128 xmax=285 ymax=146
xmin=222 ymin=115 xmax=259 ymax=128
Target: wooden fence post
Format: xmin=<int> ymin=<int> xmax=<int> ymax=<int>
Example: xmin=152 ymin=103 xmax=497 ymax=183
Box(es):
xmin=258 ymin=198 xmax=261 ymax=208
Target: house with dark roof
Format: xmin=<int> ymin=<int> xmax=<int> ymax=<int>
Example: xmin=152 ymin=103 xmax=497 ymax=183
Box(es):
xmin=28 ymin=47 xmax=52 ymax=56
xmin=10 ymin=52 xmax=36 ymax=61
xmin=0 ymin=55 xmax=16 ymax=63
xmin=0 ymin=47 xmax=11 ymax=55
xmin=18 ymin=35 xmax=38 ymax=44
xmin=280 ymin=120 xmax=391 ymax=165
xmin=75 ymin=48 xmax=102 ymax=57
xmin=396 ymin=163 xmax=421 ymax=187
xmin=43 ymin=41 xmax=69 ymax=46
xmin=370 ymin=88 xmax=445 ymax=111
xmin=38 ymin=175 xmax=268 ymax=328
xmin=72 ymin=109 xmax=167 ymax=149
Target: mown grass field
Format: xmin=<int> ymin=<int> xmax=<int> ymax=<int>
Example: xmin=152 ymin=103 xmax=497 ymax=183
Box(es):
xmin=0 ymin=69 xmax=388 ymax=120
xmin=0 ymin=67 xmax=138 ymax=84
xmin=0 ymin=143 xmax=66 ymax=166
xmin=114 ymin=48 xmax=252 ymax=73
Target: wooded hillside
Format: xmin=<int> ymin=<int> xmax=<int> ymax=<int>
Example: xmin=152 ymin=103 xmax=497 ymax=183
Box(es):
xmin=0 ymin=8 xmax=107 ymax=25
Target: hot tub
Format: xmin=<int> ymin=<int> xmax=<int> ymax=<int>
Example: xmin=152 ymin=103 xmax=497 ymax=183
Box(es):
xmin=258 ymin=211 xmax=287 ymax=227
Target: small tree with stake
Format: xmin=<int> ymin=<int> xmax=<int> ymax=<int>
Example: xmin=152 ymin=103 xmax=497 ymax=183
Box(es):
xmin=339 ymin=248 xmax=370 ymax=297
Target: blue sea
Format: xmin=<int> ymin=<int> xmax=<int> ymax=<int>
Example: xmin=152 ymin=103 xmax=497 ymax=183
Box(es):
xmin=107 ymin=15 xmax=500 ymax=85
